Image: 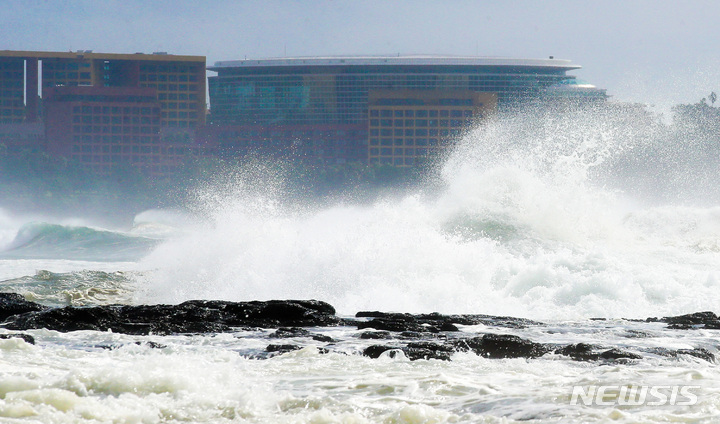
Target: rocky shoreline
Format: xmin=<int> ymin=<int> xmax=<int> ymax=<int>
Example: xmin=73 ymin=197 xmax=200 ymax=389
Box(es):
xmin=0 ymin=292 xmax=716 ymax=363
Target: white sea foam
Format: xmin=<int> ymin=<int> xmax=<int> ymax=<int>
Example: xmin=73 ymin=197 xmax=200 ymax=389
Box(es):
xmin=136 ymin=105 xmax=720 ymax=319
xmin=0 ymin=327 xmax=717 ymax=423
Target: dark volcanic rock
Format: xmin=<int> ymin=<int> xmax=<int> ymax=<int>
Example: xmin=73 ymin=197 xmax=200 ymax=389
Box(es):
xmin=269 ymin=327 xmax=335 ymax=342
xmin=363 ymin=344 xmax=402 ymax=359
xmin=1 ymin=298 xmax=341 ymax=335
xmin=556 ymin=343 xmax=641 ymax=362
xmin=355 ymin=311 xmax=541 ymax=333
xmin=269 ymin=327 xmax=312 ymax=338
xmin=648 ymin=311 xmax=720 ymax=330
xmin=362 ymin=343 xmax=452 ymax=361
xmin=359 ymin=331 xmax=393 ymax=340
xmin=404 ymin=342 xmax=454 ymax=361
xmin=648 ymin=347 xmax=715 ymax=362
xmin=312 ymin=334 xmax=335 ymax=342
xmin=266 ymin=344 xmax=303 ymax=353
xmin=555 ymin=343 xmax=599 ymax=361
xmin=676 ymin=348 xmax=715 ymax=362
xmin=457 ymin=334 xmax=550 ymax=359
xmin=357 ymin=316 xmax=442 ymax=333
xmin=363 ymin=334 xmax=550 ymax=361
xmin=0 ymin=333 xmax=35 ymax=344
xmin=0 ymin=293 xmax=47 ymax=322
xmin=599 ymin=348 xmax=642 ymax=361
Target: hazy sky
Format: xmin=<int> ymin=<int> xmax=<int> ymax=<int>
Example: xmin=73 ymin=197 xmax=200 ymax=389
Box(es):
xmin=1 ymin=0 xmax=718 ymax=108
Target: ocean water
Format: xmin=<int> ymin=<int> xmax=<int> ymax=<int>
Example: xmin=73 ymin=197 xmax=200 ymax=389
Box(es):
xmin=1 ymin=104 xmax=719 ymax=423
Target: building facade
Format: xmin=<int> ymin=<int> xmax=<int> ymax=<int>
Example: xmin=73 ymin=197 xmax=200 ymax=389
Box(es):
xmin=207 ymin=55 xmax=600 ymax=164
xmin=367 ymin=90 xmax=496 ymax=165
xmin=43 ymin=86 xmax=197 ymax=175
xmin=0 ymin=50 xmax=206 ymax=175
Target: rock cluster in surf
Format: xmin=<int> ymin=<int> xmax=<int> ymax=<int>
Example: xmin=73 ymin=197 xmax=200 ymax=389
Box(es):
xmin=0 ymin=293 xmax=716 ymax=364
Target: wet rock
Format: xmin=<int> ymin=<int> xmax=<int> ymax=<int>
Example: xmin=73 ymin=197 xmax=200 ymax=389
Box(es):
xmin=648 ymin=347 xmax=715 ymax=362
xmin=556 ymin=343 xmax=641 ymax=362
xmin=457 ymin=334 xmax=550 ymax=359
xmin=363 ymin=345 xmax=401 ymax=359
xmin=357 ymin=316 xmax=442 ymax=333
xmin=269 ymin=327 xmax=312 ymax=338
xmin=1 ymin=299 xmax=341 ymax=335
xmin=676 ymin=348 xmax=715 ymax=362
xmin=555 ymin=343 xmax=599 ymax=361
xmin=359 ymin=330 xmax=392 ymax=340
xmin=399 ymin=331 xmax=427 ymax=339
xmin=269 ymin=327 xmax=334 ymax=342
xmin=362 ymin=343 xmax=452 ymax=361
xmin=0 ymin=293 xmax=47 ymax=322
xmin=355 ymin=311 xmax=541 ymax=333
xmin=404 ymin=342 xmax=453 ymax=361
xmin=363 ymin=344 xmax=401 ymax=359
xmin=648 ymin=311 xmax=720 ymax=329
xmin=0 ymin=333 xmax=35 ymax=344
xmin=598 ymin=348 xmax=642 ymax=361
xmin=266 ymin=344 xmax=302 ymax=353
xmin=364 ymin=334 xmax=551 ymax=361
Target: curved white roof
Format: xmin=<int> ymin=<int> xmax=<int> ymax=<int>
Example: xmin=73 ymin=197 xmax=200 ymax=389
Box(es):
xmin=210 ymin=55 xmax=580 ymax=70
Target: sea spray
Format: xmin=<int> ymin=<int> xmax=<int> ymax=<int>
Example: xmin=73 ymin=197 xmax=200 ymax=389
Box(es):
xmin=136 ymin=104 xmax=720 ymax=319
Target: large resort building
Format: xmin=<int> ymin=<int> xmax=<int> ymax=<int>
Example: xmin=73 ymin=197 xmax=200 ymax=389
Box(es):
xmin=0 ymin=52 xmax=606 ymax=173
xmin=205 ymin=56 xmax=605 ymax=165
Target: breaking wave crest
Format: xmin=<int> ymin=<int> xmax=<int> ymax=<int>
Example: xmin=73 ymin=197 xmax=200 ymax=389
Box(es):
xmin=0 ymin=222 xmax=159 ymax=262
xmin=133 ymin=105 xmax=720 ymax=319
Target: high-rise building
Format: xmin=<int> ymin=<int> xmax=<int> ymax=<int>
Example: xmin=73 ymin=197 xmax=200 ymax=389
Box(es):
xmin=207 ymin=55 xmax=605 ymax=164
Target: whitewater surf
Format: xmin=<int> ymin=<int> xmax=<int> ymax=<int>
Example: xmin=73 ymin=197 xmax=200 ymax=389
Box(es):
xmin=0 ymin=103 xmax=719 ymax=422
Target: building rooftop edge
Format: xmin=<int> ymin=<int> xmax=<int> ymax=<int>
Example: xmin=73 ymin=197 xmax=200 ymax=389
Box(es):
xmin=210 ymin=55 xmax=581 ymax=70
xmin=0 ymin=50 xmax=205 ymax=62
